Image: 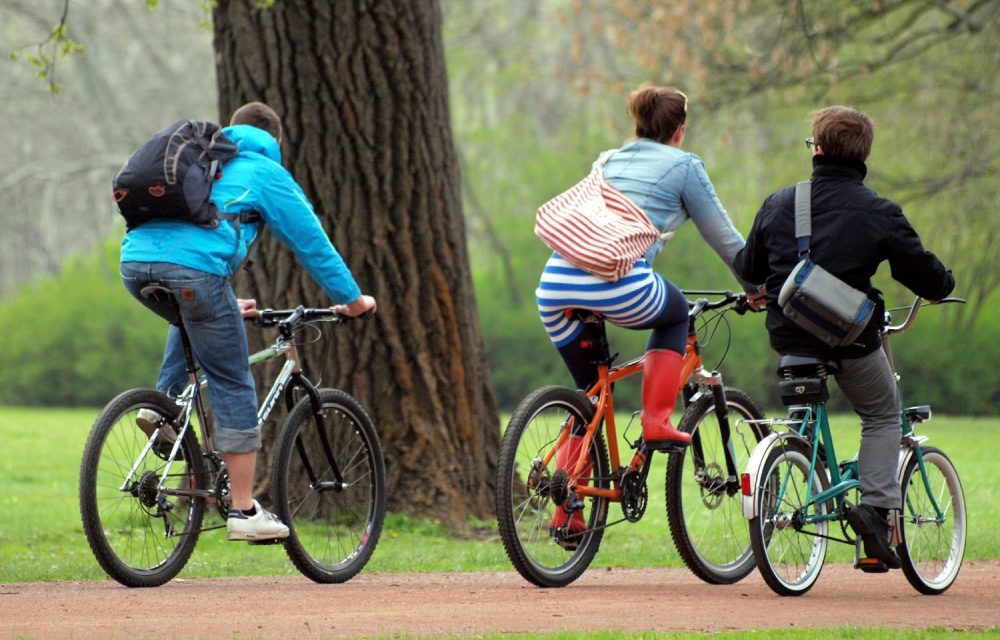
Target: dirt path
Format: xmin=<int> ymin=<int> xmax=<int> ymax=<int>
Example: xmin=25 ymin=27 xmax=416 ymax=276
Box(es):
xmin=2 ymin=562 xmax=998 ymax=639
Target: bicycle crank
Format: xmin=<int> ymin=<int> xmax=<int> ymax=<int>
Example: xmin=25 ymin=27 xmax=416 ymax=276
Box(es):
xmin=620 ymin=463 xmax=651 ymax=522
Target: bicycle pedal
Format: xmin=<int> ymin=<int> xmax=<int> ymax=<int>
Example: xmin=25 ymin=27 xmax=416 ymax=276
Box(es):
xmin=247 ymin=537 xmax=286 ymax=546
xmin=856 ymin=557 xmax=889 ymax=573
xmin=653 ymin=442 xmax=689 ymax=455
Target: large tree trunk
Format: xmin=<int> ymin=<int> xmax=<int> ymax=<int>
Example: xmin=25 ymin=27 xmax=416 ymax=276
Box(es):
xmin=212 ymin=0 xmax=498 ymax=525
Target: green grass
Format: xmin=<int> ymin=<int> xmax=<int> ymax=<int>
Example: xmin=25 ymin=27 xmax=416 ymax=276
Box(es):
xmin=423 ymin=632 xmax=997 ymax=640
xmin=0 ymin=406 xmax=996 ymax=583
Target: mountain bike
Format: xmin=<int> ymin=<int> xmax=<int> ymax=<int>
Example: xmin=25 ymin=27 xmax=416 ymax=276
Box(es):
xmin=741 ymin=297 xmax=966 ymax=596
xmin=79 ymin=284 xmax=386 ymax=587
xmin=496 ymin=290 xmax=768 ymax=587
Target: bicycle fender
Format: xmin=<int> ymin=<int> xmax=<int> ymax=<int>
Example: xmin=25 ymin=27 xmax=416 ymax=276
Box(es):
xmin=741 ymin=431 xmax=810 ymax=520
xmin=890 ymin=439 xmax=925 ymax=547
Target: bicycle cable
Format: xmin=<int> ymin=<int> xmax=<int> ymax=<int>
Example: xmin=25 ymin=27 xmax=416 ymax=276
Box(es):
xmin=695 ymin=306 xmax=735 ymax=372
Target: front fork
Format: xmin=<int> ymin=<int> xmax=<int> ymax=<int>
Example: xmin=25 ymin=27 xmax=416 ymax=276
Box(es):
xmin=687 ymin=370 xmax=741 ymax=497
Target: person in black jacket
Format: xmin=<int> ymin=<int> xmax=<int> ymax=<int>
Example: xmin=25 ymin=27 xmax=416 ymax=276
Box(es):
xmin=734 ymin=105 xmax=954 ymax=569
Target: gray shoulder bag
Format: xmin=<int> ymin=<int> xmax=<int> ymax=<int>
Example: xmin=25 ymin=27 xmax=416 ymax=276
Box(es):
xmin=777 ymin=181 xmax=876 ymax=347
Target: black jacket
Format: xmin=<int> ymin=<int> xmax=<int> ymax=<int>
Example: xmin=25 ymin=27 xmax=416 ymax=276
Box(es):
xmin=734 ymin=155 xmax=955 ymax=359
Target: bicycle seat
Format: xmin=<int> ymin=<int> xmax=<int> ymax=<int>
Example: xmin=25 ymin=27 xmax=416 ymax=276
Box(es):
xmin=776 ymin=356 xmax=839 ymax=406
xmin=139 ymin=282 xmax=183 ymax=324
xmin=565 ymin=309 xmax=604 ymax=326
xmin=775 ymin=355 xmax=840 ymax=379
xmin=139 ymin=282 xmax=176 ymax=304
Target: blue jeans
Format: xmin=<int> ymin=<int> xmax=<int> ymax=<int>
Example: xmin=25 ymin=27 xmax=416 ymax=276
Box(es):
xmin=120 ymin=262 xmax=260 ymax=453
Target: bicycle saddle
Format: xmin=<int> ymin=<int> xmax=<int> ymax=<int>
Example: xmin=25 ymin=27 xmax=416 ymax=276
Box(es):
xmin=139 ymin=282 xmax=175 ymax=304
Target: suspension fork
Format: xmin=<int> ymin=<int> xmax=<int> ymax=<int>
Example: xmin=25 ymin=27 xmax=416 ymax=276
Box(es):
xmin=285 ymin=372 xmax=346 ymax=490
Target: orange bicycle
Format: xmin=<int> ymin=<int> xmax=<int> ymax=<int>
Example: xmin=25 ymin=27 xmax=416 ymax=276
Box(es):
xmin=496 ymin=290 xmax=768 ymax=587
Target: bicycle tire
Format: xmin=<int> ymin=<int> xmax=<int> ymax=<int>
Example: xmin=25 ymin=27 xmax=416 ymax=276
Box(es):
xmin=748 ymin=437 xmax=829 ymax=596
xmin=79 ymin=388 xmax=205 ymax=588
xmin=897 ymin=446 xmax=966 ymax=595
xmin=665 ymin=387 xmax=766 ymax=584
xmin=272 ymin=388 xmax=386 ymax=584
xmin=495 ymin=385 xmax=610 ymax=588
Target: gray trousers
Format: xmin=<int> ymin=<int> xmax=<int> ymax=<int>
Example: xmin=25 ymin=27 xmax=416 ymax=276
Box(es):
xmin=834 ymin=348 xmax=901 ymax=509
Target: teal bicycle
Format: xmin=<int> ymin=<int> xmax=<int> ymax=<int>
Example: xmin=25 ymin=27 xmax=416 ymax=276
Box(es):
xmin=740 ymin=297 xmax=966 ymax=596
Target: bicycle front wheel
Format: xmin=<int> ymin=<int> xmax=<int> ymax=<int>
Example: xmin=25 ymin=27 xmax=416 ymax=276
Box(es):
xmin=665 ymin=387 xmax=766 ymax=584
xmin=748 ymin=437 xmax=829 ymax=596
xmin=496 ymin=386 xmax=610 ymax=588
xmin=272 ymin=388 xmax=386 ymax=584
xmin=79 ymin=389 xmax=205 ymax=588
xmin=898 ymin=446 xmax=966 ymax=595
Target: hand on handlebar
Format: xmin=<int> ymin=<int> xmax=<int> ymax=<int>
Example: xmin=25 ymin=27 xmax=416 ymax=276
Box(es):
xmin=334 ymin=294 xmax=377 ymax=318
xmin=746 ymin=287 xmax=767 ymax=312
xmin=237 ymin=298 xmax=259 ymax=319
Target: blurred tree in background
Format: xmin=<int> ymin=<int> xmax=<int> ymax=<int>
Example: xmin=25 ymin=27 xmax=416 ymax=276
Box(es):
xmin=1 ymin=0 xmax=997 ymax=420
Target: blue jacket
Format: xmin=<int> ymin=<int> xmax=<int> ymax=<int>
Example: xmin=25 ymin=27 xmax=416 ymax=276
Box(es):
xmin=597 ymin=138 xmax=746 ymax=283
xmin=120 ymin=124 xmax=362 ymax=304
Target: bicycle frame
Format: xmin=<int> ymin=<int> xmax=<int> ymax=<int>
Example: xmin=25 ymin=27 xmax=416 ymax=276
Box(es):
xmin=547 ymin=294 xmax=743 ymax=504
xmin=769 ymin=404 xmax=860 ymax=533
xmin=121 ymin=306 xmax=347 ymax=505
xmin=743 ymin=297 xmax=965 ymax=534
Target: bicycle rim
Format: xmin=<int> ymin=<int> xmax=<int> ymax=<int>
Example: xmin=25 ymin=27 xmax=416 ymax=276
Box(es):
xmin=496 ymin=386 xmax=609 ymax=588
xmin=666 ymin=387 xmax=765 ymax=584
xmin=898 ymin=446 xmax=965 ymax=595
xmin=749 ymin=440 xmax=828 ymax=596
xmin=79 ymin=389 xmax=205 ymax=588
xmin=274 ymin=388 xmax=386 ymax=584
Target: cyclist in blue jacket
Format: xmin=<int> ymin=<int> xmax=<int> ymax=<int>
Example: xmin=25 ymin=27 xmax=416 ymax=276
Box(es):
xmin=120 ymin=102 xmax=376 ymax=542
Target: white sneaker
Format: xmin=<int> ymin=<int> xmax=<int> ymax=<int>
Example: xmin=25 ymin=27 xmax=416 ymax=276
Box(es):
xmin=227 ymin=500 xmax=290 ymax=541
xmin=136 ymin=408 xmax=177 ymax=443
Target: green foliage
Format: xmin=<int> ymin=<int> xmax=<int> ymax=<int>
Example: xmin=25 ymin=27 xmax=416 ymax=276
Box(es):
xmin=0 ymin=241 xmax=165 ymax=407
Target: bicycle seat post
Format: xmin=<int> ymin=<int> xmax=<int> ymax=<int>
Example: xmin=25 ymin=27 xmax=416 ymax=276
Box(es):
xmin=138 ymin=283 xmax=200 ymax=390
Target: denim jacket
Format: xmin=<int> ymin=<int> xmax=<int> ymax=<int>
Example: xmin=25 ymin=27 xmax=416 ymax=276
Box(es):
xmin=596 ymin=138 xmax=746 ymax=283
xmin=120 ymin=125 xmax=361 ymax=304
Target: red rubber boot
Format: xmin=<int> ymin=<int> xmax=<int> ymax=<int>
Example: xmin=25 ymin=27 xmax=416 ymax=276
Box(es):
xmin=550 ymin=433 xmax=590 ymax=549
xmin=641 ymin=349 xmax=691 ymax=449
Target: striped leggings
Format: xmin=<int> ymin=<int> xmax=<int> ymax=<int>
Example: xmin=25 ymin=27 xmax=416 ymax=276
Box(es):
xmin=536 ymin=253 xmax=688 ymax=387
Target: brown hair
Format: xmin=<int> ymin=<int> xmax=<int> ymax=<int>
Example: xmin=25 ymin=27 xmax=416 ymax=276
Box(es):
xmin=230 ymin=102 xmax=283 ymax=141
xmin=811 ymin=106 xmax=874 ymax=162
xmin=627 ymin=84 xmax=688 ymax=143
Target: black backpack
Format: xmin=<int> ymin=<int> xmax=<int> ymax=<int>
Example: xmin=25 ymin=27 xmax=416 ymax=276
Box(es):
xmin=113 ymin=120 xmax=239 ymax=231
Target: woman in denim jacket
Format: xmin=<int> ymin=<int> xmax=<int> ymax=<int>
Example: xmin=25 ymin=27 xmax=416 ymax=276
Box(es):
xmin=536 ymin=84 xmax=754 ymax=542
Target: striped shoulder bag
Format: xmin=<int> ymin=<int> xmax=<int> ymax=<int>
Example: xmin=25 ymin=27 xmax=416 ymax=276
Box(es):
xmin=534 ymin=153 xmax=659 ymax=282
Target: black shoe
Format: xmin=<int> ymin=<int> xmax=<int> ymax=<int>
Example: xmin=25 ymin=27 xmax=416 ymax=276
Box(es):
xmin=846 ymin=504 xmax=902 ymax=569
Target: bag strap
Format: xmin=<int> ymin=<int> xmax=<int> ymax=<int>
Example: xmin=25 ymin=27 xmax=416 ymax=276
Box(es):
xmin=594 ymin=148 xmax=618 ymax=170
xmin=794 ymin=180 xmax=812 ymax=259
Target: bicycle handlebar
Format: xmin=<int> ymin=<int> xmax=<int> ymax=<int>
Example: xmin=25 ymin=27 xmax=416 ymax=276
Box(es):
xmin=883 ymin=296 xmax=965 ymax=336
xmin=254 ymin=306 xmax=353 ymax=329
xmin=681 ymin=290 xmax=752 ymax=319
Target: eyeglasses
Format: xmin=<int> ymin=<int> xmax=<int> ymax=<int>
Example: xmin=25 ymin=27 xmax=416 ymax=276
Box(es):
xmin=804 ymin=137 xmax=815 ymax=150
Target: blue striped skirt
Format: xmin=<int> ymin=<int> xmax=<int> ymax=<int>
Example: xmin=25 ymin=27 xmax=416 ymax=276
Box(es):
xmin=536 ymin=253 xmax=667 ymax=347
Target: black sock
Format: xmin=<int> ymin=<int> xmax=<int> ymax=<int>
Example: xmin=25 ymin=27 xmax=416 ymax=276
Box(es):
xmin=232 ymin=505 xmax=256 ymax=517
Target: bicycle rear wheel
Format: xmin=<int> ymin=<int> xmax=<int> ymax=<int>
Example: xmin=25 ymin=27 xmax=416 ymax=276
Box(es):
xmin=272 ymin=388 xmax=386 ymax=584
xmin=897 ymin=446 xmax=965 ymax=595
xmin=496 ymin=385 xmax=610 ymax=587
xmin=665 ymin=387 xmax=765 ymax=584
xmin=79 ymin=388 xmax=205 ymax=587
xmin=748 ymin=437 xmax=829 ymax=596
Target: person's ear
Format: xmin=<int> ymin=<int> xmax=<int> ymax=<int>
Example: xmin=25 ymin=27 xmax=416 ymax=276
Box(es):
xmin=672 ymin=124 xmax=685 ymax=147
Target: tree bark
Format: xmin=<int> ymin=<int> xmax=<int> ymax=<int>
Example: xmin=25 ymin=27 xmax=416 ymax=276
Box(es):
xmin=212 ymin=0 xmax=498 ymax=525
